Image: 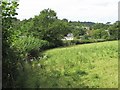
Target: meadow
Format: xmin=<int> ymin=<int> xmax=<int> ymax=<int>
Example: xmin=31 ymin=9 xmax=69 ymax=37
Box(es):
xmin=19 ymin=41 xmax=118 ymax=88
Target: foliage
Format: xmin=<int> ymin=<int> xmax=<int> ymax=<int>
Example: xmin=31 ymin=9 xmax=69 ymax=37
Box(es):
xmin=72 ymin=28 xmax=86 ymax=38
xmin=2 ymin=0 xmax=19 ymax=88
xmin=62 ymin=39 xmax=107 ymax=47
xmin=92 ymin=23 xmax=108 ymax=30
xmin=108 ymin=21 xmax=119 ymax=40
xmin=69 ymin=22 xmax=86 ymax=38
xmin=0 ymin=0 xmax=119 ymax=88
xmin=11 ymin=8 xmax=118 ymax=49
xmin=12 ymin=36 xmax=49 ymax=59
xmin=30 ymin=9 xmax=70 ymax=47
xmin=91 ymin=29 xmax=110 ymax=39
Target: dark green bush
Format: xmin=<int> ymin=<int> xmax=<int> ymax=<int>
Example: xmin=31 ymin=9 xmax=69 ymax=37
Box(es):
xmin=62 ymin=40 xmax=74 ymax=46
xmin=80 ymin=39 xmax=95 ymax=44
xmin=62 ymin=39 xmax=108 ymax=47
xmin=70 ymin=39 xmax=81 ymax=44
xmin=96 ymin=39 xmax=106 ymax=42
xmin=62 ymin=39 xmax=81 ymax=46
xmin=48 ymin=39 xmax=64 ymax=48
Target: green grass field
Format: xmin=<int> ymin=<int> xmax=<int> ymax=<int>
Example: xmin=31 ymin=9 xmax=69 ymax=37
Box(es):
xmin=21 ymin=41 xmax=118 ymax=88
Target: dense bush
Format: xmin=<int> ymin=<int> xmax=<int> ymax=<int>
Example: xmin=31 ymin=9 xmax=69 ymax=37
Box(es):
xmin=80 ymin=39 xmax=95 ymax=44
xmin=91 ymin=29 xmax=110 ymax=40
xmin=62 ymin=39 xmax=94 ymax=46
xmin=12 ymin=36 xmax=49 ymax=60
xmin=62 ymin=40 xmax=76 ymax=46
xmin=62 ymin=39 xmax=108 ymax=47
xmin=2 ymin=1 xmax=20 ymax=88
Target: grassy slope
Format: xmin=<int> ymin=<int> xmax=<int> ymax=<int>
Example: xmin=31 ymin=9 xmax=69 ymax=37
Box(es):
xmin=24 ymin=41 xmax=118 ymax=88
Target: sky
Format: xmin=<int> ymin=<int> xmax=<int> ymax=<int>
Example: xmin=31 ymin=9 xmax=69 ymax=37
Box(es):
xmin=119 ymin=1 xmax=120 ymax=21
xmin=16 ymin=0 xmax=119 ymax=23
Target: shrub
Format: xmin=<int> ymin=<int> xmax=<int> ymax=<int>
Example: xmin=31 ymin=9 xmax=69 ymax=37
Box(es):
xmin=62 ymin=38 xmax=109 ymax=47
xmin=62 ymin=39 xmax=80 ymax=46
xmin=63 ymin=39 xmax=96 ymax=46
xmin=80 ymin=39 xmax=95 ymax=44
xmin=62 ymin=40 xmax=74 ymax=46
xmin=48 ymin=39 xmax=64 ymax=48
xmin=70 ymin=39 xmax=81 ymax=44
xmin=12 ymin=36 xmax=49 ymax=60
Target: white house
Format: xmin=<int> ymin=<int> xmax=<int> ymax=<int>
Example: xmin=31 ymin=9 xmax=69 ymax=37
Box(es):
xmin=62 ymin=33 xmax=74 ymax=40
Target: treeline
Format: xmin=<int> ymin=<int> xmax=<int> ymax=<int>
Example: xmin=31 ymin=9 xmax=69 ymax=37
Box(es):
xmin=2 ymin=1 xmax=119 ymax=88
xmin=13 ymin=12 xmax=119 ymax=47
xmin=63 ymin=21 xmax=119 ymax=45
xmin=12 ymin=12 xmax=119 ymax=47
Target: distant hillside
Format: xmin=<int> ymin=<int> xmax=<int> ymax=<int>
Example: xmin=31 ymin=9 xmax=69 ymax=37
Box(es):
xmin=69 ymin=21 xmax=95 ymax=27
xmin=80 ymin=21 xmax=95 ymax=27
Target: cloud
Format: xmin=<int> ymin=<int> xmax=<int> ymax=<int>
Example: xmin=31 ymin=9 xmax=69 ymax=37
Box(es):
xmin=16 ymin=0 xmax=119 ymax=23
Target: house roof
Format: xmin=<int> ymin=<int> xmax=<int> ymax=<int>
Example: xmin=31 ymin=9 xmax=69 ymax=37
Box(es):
xmin=67 ymin=33 xmax=73 ymax=37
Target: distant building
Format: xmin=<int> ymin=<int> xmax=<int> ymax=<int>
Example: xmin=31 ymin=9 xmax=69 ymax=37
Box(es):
xmin=62 ymin=33 xmax=74 ymax=40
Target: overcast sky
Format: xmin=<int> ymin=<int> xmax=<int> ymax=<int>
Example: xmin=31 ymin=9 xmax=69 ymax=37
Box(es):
xmin=16 ymin=0 xmax=119 ymax=23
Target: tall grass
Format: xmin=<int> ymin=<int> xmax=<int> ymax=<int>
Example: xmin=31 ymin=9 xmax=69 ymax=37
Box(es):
xmin=19 ymin=41 xmax=118 ymax=88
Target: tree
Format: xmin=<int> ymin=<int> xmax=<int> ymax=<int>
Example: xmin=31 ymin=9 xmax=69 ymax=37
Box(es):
xmin=31 ymin=9 xmax=70 ymax=47
xmin=92 ymin=23 xmax=108 ymax=30
xmin=69 ymin=22 xmax=86 ymax=39
xmin=2 ymin=0 xmax=19 ymax=88
xmin=62 ymin=18 xmax=68 ymax=22
xmin=91 ymin=29 xmax=109 ymax=39
xmin=108 ymin=21 xmax=119 ymax=40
